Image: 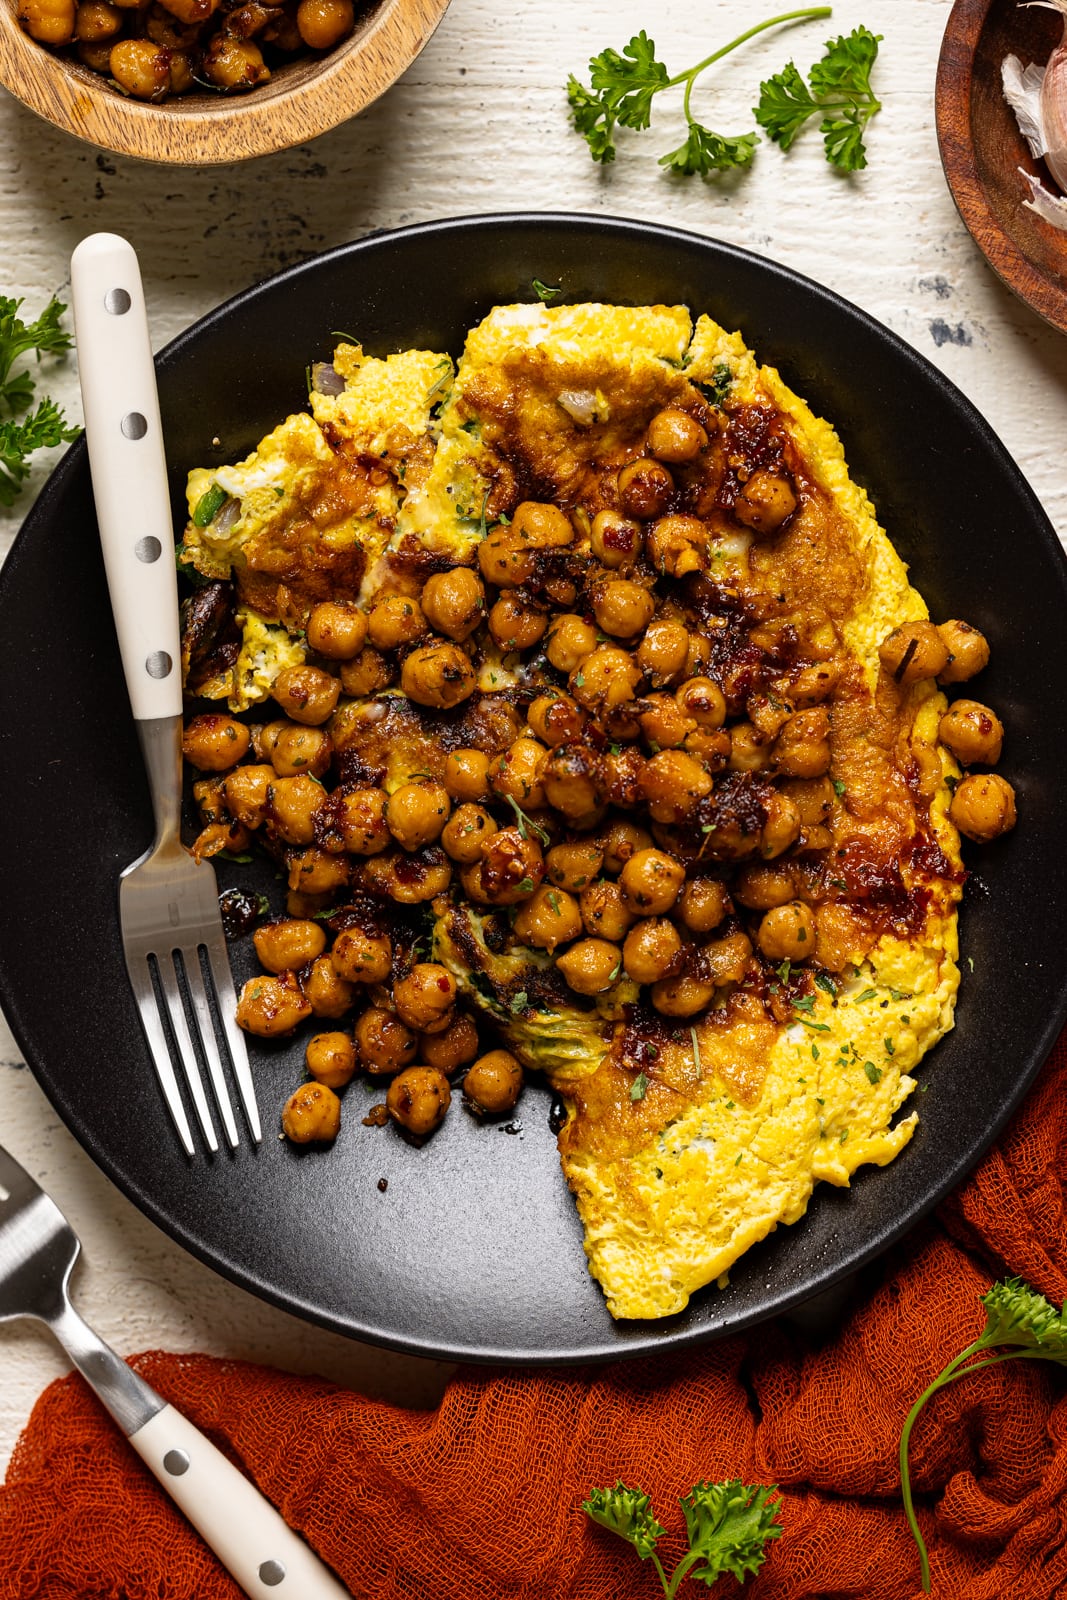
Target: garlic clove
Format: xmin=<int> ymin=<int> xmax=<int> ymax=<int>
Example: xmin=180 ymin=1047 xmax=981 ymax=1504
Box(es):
xmin=1019 ymin=164 xmax=1067 ymax=230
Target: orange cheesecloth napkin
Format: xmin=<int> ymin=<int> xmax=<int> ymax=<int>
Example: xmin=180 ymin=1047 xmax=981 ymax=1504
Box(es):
xmin=3 ymin=1038 xmax=1067 ymax=1600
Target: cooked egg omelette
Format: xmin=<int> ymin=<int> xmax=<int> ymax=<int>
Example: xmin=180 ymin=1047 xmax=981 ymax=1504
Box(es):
xmin=180 ymin=302 xmax=965 ymax=1321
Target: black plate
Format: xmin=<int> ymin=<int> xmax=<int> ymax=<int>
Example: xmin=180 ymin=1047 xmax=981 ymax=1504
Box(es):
xmin=2 ymin=214 xmax=1065 ymax=1365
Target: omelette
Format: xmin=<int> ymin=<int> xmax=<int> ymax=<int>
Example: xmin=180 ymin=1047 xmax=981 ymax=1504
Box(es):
xmin=178 ymin=301 xmax=979 ymax=1322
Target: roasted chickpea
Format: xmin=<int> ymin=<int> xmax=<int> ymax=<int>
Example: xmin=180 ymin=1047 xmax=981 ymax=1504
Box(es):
xmin=478 ymin=527 xmax=535 ymax=588
xmin=676 ymin=676 xmax=727 ymax=730
xmin=729 ymin=723 xmax=773 ymax=773
xmin=511 ymin=500 xmax=575 ymax=548
xmin=286 ymin=848 xmax=350 ymax=896
xmin=704 ymin=929 xmax=754 ymax=985
xmin=367 ymin=594 xmax=425 ymax=651
xmin=201 ymin=33 xmax=269 ymax=87
xmin=478 ymin=827 xmax=544 ymax=904
xmin=545 ymin=840 xmax=603 ymax=892
xmin=557 ymin=938 xmax=622 ymax=996
xmin=647 ymin=515 xmax=708 ymax=579
xmin=592 ymin=579 xmax=655 ymax=640
xmin=385 ymin=780 xmax=451 ymax=851
xmin=540 ymin=743 xmax=605 ymax=821
xmin=320 ymin=787 xmax=389 ymax=855
xmin=295 ymin=0 xmax=353 ymax=47
xmin=306 ymin=600 xmax=367 ymax=659
xmin=937 ymin=620 xmax=990 ymax=684
xmin=489 ymin=594 xmax=547 ymax=652
xmin=580 ymin=879 xmax=636 ymax=941
xmin=77 ymin=37 xmax=113 ymax=67
xmin=236 ymin=972 xmax=311 ymax=1037
xmin=223 ymin=764 xmax=275 ymax=828
xmin=623 ymin=918 xmax=683 ymax=985
xmin=602 ymin=746 xmax=648 ymax=809
xmin=938 ymin=700 xmax=1004 ymax=766
xmin=599 ymin=819 xmax=653 ymax=874
xmin=878 ymin=621 xmax=951 ymax=685
xmin=734 ymin=862 xmax=795 ymax=911
xmin=330 ymin=927 xmax=392 ymax=984
xmin=774 ymin=708 xmax=832 ymax=779
xmin=401 ymin=643 xmax=477 ymax=709
xmin=18 ymin=0 xmax=75 ymax=40
xmin=590 ymin=509 xmax=643 ymax=569
xmin=757 ymin=901 xmax=816 ymax=962
xmin=685 ymin=728 xmax=732 ymax=769
xmin=639 ymin=750 xmax=712 ymax=824
xmin=646 ymin=407 xmax=708 ymax=463
xmin=733 ymin=469 xmax=797 ymax=534
xmin=363 ymin=849 xmax=452 ymax=904
xmin=339 ymin=647 xmax=394 ymax=697
xmin=650 ymin=972 xmax=715 ymax=1017
xmin=286 ymin=889 xmax=334 ymax=919
xmin=463 ymin=1050 xmax=523 ymax=1116
xmin=303 ymin=956 xmax=357 ymax=1019
xmin=546 ymin=614 xmax=597 ymax=674
xmin=620 ymin=848 xmax=685 ymax=915
xmin=282 ymin=1082 xmax=341 ymax=1143
xmin=677 ymin=876 xmax=730 ymax=934
xmin=513 ymin=885 xmax=583 ymax=952
xmin=75 ymin=0 xmax=121 ymax=39
xmin=780 ymin=660 xmax=842 ymax=708
xmin=270 ymin=722 xmax=331 ymax=779
xmin=639 ymin=695 xmax=691 ymax=750
xmin=949 ymin=773 xmax=1017 ymax=842
xmin=527 ymin=692 xmax=584 ymax=748
xmin=761 ymin=791 xmax=803 ymax=859
xmin=191 ymin=819 xmax=249 ymax=863
xmin=109 ymin=37 xmax=172 ymax=94
xmin=355 ymin=1007 xmax=417 ymax=1075
xmin=441 ymin=803 xmax=498 ymax=863
xmin=182 ymin=714 xmax=250 ymax=771
xmin=305 ymin=1031 xmax=357 ymax=1089
xmin=420 ymin=569 xmax=485 ymax=642
xmin=267 ymin=773 xmax=325 ymax=845
xmin=813 ymin=904 xmax=874 ymax=973
xmin=489 ymin=738 xmax=547 ymax=809
xmin=166 ymin=49 xmax=194 ymax=91
xmin=253 ymin=918 xmax=327 ymax=974
xmin=444 ymin=748 xmax=491 ymax=802
xmin=420 ymin=1013 xmax=480 ymax=1075
xmin=618 ymin=457 xmax=674 ymax=520
xmin=272 ymin=665 xmax=340 ymax=726
xmin=394 ymin=964 xmax=457 ymax=1032
xmin=571 ymin=645 xmax=641 ymax=714
xmin=637 ymin=617 xmax=690 ymax=684
xmin=387 ymin=1068 xmax=451 ymax=1137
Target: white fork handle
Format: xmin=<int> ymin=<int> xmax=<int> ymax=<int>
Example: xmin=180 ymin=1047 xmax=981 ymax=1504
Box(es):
xmin=71 ymin=232 xmax=182 ymax=724
xmin=129 ymin=1404 xmax=351 ymax=1598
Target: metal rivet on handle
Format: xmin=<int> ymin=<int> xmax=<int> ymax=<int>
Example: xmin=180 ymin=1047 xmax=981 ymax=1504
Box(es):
xmin=259 ymin=1559 xmax=286 ymax=1586
xmin=121 ymin=412 xmax=148 ymax=440
xmin=135 ymin=536 xmax=161 ymax=563
xmin=146 ymin=651 xmax=172 ymax=680
xmin=104 ymin=287 xmax=131 ymax=315
xmin=162 ymin=1448 xmax=190 ymax=1475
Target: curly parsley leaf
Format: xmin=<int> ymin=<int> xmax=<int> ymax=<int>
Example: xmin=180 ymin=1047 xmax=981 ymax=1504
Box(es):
xmin=583 ymin=1482 xmax=666 ymax=1561
xmin=0 ymin=296 xmax=78 ymax=504
xmin=589 ymin=31 xmax=669 ymax=131
xmin=566 ymin=75 xmax=618 ymax=164
xmin=681 ymin=1480 xmax=784 ymax=1586
xmin=755 ymin=28 xmax=883 ymax=171
xmin=0 ymin=397 xmax=80 ymax=507
xmin=658 ymin=123 xmax=759 ymax=177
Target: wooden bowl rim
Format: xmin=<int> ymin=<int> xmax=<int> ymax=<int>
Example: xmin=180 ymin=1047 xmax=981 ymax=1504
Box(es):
xmin=936 ymin=0 xmax=1067 ymax=335
xmin=0 ymin=0 xmax=451 ymax=165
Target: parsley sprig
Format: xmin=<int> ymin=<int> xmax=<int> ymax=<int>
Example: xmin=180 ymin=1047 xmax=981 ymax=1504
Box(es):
xmin=0 ymin=296 xmax=79 ymax=506
xmin=584 ymin=1478 xmax=782 ymax=1595
xmin=755 ymin=26 xmax=883 ymax=171
xmin=900 ymin=1278 xmax=1067 ymax=1591
xmin=567 ymin=9 xmax=830 ymax=175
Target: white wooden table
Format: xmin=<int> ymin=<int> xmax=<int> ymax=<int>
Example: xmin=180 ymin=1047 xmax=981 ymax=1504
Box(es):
xmin=2 ymin=0 xmax=1066 ymax=1473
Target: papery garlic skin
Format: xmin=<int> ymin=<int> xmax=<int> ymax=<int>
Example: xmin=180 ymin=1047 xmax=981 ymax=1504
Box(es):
xmin=1019 ymin=164 xmax=1067 ymax=230
xmin=1001 ymin=1 xmax=1067 ymax=230
xmin=1002 ymin=55 xmax=1048 ymax=158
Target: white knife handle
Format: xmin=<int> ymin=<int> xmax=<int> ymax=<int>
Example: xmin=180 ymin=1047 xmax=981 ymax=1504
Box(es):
xmin=129 ymin=1404 xmax=351 ymax=1598
xmin=71 ymin=232 xmax=182 ymax=723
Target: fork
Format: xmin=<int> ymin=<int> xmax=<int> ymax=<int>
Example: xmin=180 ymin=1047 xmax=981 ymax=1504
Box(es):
xmin=0 ymin=1142 xmax=350 ymax=1597
xmin=70 ymin=233 xmax=260 ymax=1156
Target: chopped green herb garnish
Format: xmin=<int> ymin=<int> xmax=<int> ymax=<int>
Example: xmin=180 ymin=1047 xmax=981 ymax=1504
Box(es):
xmin=511 ymin=990 xmax=529 ymax=1013
xmin=691 ymin=1027 xmax=702 ymax=1076
xmin=631 ymin=1073 xmax=649 ymax=1101
xmin=192 ymin=483 xmax=228 ymax=526
xmin=517 ymin=877 xmax=536 ymax=894
xmin=864 ymin=1061 xmax=882 ymax=1085
xmin=792 ymin=994 xmax=816 ymax=1013
xmin=854 ymin=988 xmax=878 ymax=1003
xmin=815 ymin=972 xmax=838 ymax=999
xmin=799 ymin=1020 xmax=831 ymax=1033
xmin=832 ymin=778 xmax=847 ymax=798
xmin=884 ymin=1038 xmax=895 ymax=1057
xmin=532 ymin=278 xmax=563 ymax=302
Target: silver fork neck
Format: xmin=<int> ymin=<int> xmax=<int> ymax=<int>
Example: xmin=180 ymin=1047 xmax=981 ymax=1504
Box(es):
xmin=47 ymin=1299 xmax=164 ymax=1436
xmin=136 ymin=715 xmax=184 ymax=850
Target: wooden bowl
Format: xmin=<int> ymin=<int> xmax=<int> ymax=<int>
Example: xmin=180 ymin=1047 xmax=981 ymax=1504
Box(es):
xmin=0 ymin=0 xmax=450 ymax=165
xmin=937 ymin=0 xmax=1067 ymax=334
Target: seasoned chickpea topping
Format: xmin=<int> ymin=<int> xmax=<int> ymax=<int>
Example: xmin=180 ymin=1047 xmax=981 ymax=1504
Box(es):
xmin=677 ymin=876 xmax=730 ymax=934
xmin=368 ymin=594 xmax=427 ymax=651
xmin=236 ymin=973 xmax=311 ymax=1037
xmin=331 ymin=927 xmax=392 ymax=985
xmin=182 ymin=714 xmax=250 ymax=771
xmin=647 ymin=407 xmax=708 ymax=463
xmin=623 ymin=918 xmax=683 ymax=984
xmin=580 ymin=879 xmax=636 ymax=941
xmin=598 ymin=819 xmax=653 ymax=874
xmin=557 ymin=938 xmax=622 ymax=996
xmin=387 ymin=1068 xmax=451 ymax=1137
xmin=618 ymin=457 xmax=674 ymax=520
xmin=306 ymin=601 xmax=367 ymax=659
xmin=420 ymin=1012 xmax=480 ymax=1074
xmin=393 ymin=964 xmax=457 ymax=1032
xmin=592 ymin=580 xmax=655 ymax=640
xmin=340 ymin=647 xmax=393 ymax=698
xmin=385 ymin=780 xmax=451 ymax=851
xmin=620 ymin=848 xmax=686 ymax=915
xmin=253 ymin=918 xmax=326 ymax=974
xmin=527 ymin=692 xmax=584 ymax=747
xmin=676 ymin=677 xmax=727 ymax=730
xmin=269 ymin=722 xmax=331 ymax=779
xmin=441 ymin=803 xmax=498 ymax=863
xmin=878 ymin=621 xmax=951 ymax=685
xmin=546 ymin=614 xmax=597 ymax=674
xmin=272 ymin=665 xmax=340 ymax=726
xmin=282 ymin=1083 xmax=341 ymax=1144
xmin=421 ymin=569 xmax=485 ymax=641
xmin=401 ymin=643 xmax=477 ymax=708
xmin=733 ymin=469 xmax=797 ymax=534
xmin=464 ymin=1050 xmax=523 ymax=1116
xmin=938 ymin=701 xmax=1004 ymax=767
xmin=303 ymin=956 xmax=356 ymax=1019
xmin=513 ymin=885 xmax=583 ymax=951
xmin=444 ymin=748 xmax=491 ymax=802
xmin=639 ymin=750 xmax=712 ymax=824
xmin=637 ymin=618 xmax=690 ymax=684
xmin=590 ymin=510 xmax=643 ymax=569
xmin=546 ymin=840 xmax=603 ymax=891
xmin=937 ymin=620 xmax=990 ymax=684
xmin=949 ymin=774 xmax=1017 ymax=842
xmin=356 ymin=1007 xmax=417 ymax=1075
xmin=489 ymin=594 xmax=547 ymax=652
xmin=305 ymin=1032 xmax=357 ymax=1090
xmin=756 ymin=901 xmax=816 ymax=962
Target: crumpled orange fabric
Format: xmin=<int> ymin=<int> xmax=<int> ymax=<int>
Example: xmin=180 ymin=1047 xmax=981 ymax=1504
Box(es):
xmin=3 ymin=1038 xmax=1067 ymax=1600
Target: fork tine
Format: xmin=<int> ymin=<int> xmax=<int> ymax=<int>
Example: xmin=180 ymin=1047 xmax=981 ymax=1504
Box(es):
xmin=125 ymin=956 xmax=196 ymax=1158
xmin=204 ymin=932 xmax=262 ymax=1144
xmin=184 ymin=952 xmax=239 ymax=1149
xmin=157 ymin=952 xmax=219 ymax=1154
